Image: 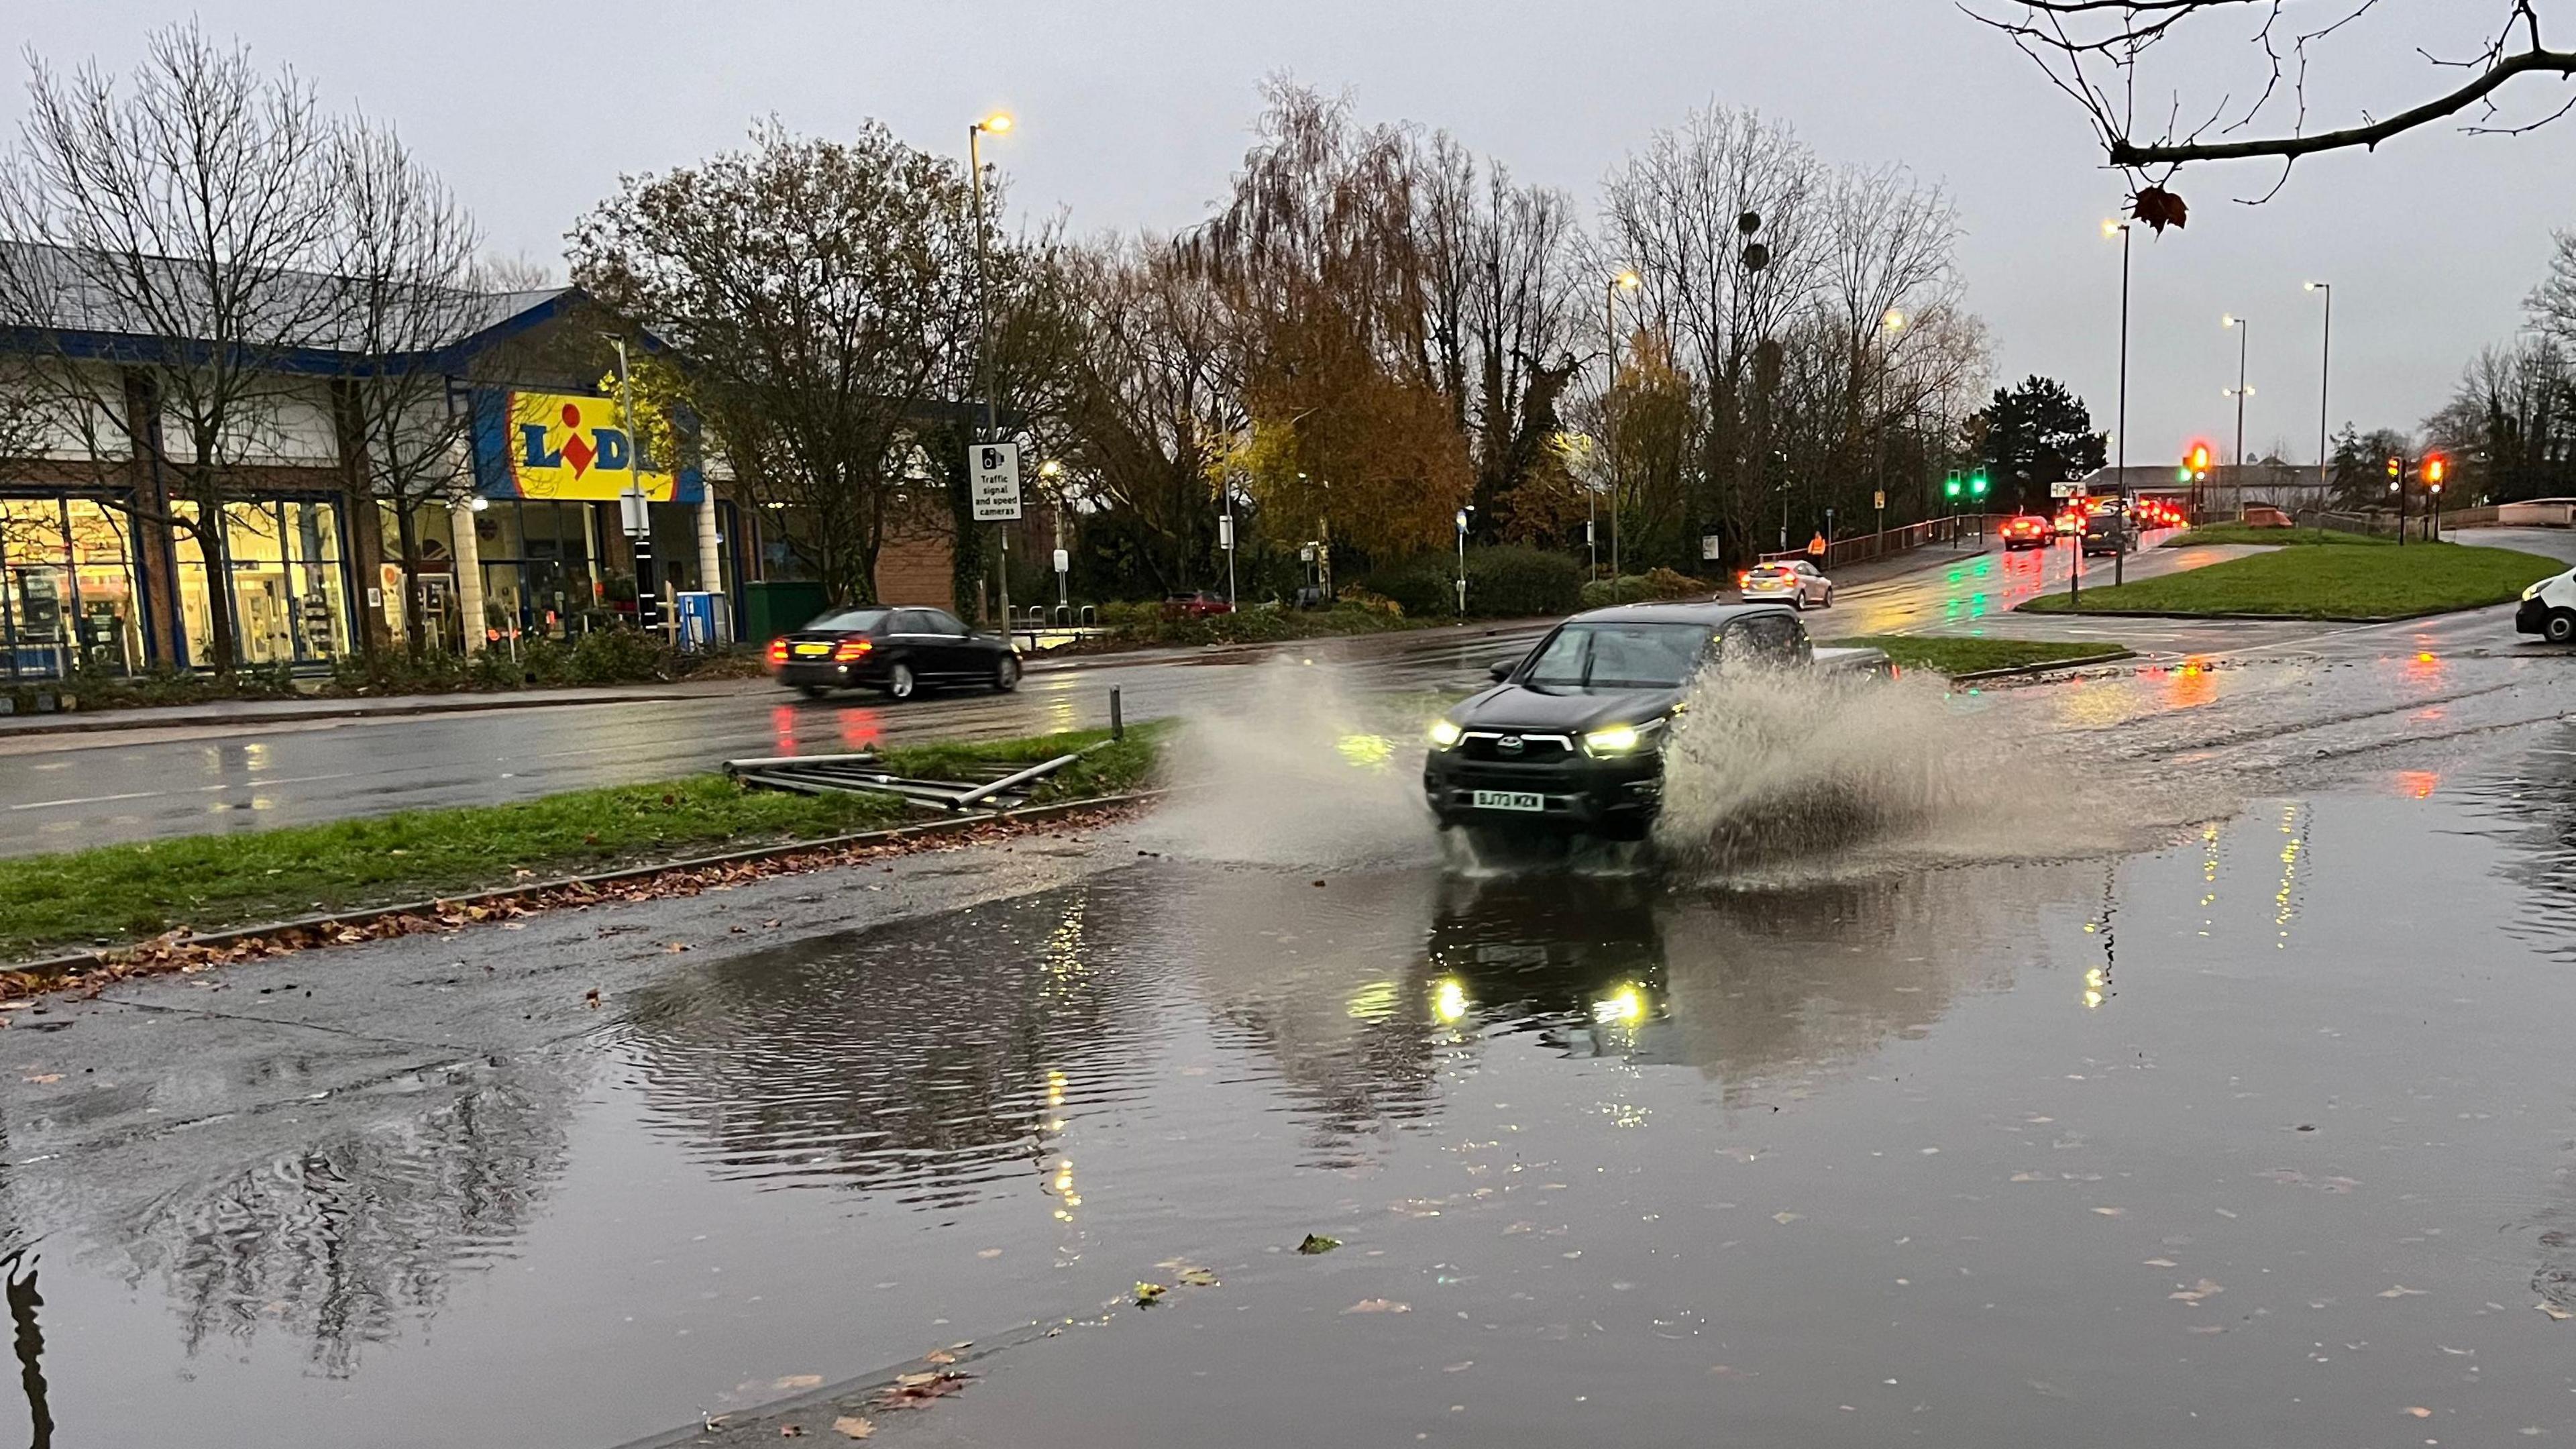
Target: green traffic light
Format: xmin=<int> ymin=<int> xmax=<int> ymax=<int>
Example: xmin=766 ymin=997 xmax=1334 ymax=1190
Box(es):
xmin=1970 ymin=471 xmax=1989 ymax=496
xmin=1945 ymin=480 xmax=1961 ymax=498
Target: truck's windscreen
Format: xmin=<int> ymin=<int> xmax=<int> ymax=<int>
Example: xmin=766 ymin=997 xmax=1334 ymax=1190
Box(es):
xmin=1521 ymin=623 xmax=1713 ymax=690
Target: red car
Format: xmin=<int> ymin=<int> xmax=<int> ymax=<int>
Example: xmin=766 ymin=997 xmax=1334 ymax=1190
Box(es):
xmin=1999 ymin=515 xmax=2052 ymax=551
xmin=1162 ymin=590 xmax=1235 ymax=620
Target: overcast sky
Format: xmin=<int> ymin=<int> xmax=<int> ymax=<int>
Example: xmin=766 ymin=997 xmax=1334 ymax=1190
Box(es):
xmin=16 ymin=1 xmax=2576 ymax=466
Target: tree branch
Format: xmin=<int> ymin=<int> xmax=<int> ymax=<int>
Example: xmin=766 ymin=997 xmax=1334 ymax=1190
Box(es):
xmin=2108 ymin=39 xmax=2575 ymax=164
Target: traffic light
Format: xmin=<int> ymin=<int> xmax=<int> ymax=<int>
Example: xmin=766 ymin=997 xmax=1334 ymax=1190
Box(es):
xmin=2424 ymin=453 xmax=2447 ymax=488
xmin=1968 ymin=468 xmax=1990 ymax=498
xmin=2386 ymin=456 xmax=2402 ymax=478
xmin=1944 ymin=469 xmax=1962 ymax=500
xmin=2188 ymin=443 xmax=2212 ymax=476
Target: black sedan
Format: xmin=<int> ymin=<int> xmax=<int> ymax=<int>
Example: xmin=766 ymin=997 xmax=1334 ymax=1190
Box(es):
xmin=768 ymin=606 xmax=1022 ymax=700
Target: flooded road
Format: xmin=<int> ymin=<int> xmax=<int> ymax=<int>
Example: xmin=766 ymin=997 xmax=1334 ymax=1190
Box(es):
xmin=9 ymin=701 xmax=2576 ymax=1444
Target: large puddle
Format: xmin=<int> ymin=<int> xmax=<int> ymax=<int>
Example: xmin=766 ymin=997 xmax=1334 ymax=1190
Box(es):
xmin=11 ymin=743 xmax=2576 ymax=1444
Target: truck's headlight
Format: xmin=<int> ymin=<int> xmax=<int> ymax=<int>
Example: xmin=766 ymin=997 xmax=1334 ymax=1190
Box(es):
xmin=1584 ymin=720 xmax=1663 ymax=756
xmin=1427 ymin=718 xmax=1464 ymax=749
xmin=2527 ymin=580 xmax=2552 ymax=602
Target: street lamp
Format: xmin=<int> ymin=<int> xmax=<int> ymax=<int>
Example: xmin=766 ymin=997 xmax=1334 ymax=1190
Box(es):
xmin=1038 ymin=458 xmax=1068 ymax=610
xmin=969 ymin=111 xmax=1013 ymax=625
xmin=2106 ymin=217 xmax=2133 ymax=588
xmin=1605 ymin=270 xmax=1642 ymax=583
xmin=2305 ymin=282 xmax=2333 ymax=497
xmin=1454 ymin=506 xmax=1473 ymax=616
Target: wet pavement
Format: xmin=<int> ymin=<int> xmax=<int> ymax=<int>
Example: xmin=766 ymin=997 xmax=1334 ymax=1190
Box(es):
xmin=10 ymin=631 xmax=2576 ymax=1443
xmin=0 ymin=523 xmax=2332 ymax=855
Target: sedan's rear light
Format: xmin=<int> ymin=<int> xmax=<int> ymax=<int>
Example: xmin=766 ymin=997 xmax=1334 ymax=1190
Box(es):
xmin=833 ymin=639 xmax=873 ymax=663
xmin=765 ymin=638 xmax=788 ymax=664
xmin=1738 ymin=572 xmax=1752 ymax=588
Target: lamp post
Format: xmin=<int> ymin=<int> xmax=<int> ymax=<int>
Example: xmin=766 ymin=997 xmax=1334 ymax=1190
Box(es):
xmin=1878 ymin=309 xmax=1907 ymax=554
xmin=604 ymin=333 xmax=657 ymax=635
xmin=2304 ymin=282 xmax=2332 ymax=497
xmin=2106 ymin=218 xmax=2133 ymax=588
xmin=1605 ymin=270 xmax=1641 ymax=583
xmin=969 ymin=111 xmax=1012 ymax=625
xmin=1039 ymin=458 xmax=1067 ymax=612
xmin=1454 ymin=506 xmax=1472 ymax=616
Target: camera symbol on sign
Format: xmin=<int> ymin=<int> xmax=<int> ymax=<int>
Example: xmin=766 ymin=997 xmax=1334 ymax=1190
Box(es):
xmin=980 ymin=447 xmax=1006 ymax=472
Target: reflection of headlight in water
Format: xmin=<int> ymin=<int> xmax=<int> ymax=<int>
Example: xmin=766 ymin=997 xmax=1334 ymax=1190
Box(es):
xmin=1593 ymin=983 xmax=1646 ymax=1025
xmin=1346 ymin=980 xmax=1398 ymax=1020
xmin=1430 ymin=977 xmax=1469 ymax=1024
xmin=1338 ymin=733 xmax=1396 ymax=768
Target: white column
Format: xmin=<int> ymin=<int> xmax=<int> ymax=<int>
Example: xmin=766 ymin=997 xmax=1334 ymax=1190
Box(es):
xmin=450 ymin=498 xmax=486 ymax=654
xmin=695 ymin=495 xmax=727 ymax=643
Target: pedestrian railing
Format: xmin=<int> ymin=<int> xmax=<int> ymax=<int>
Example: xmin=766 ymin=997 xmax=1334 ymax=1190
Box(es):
xmin=1756 ymin=515 xmax=1986 ymax=572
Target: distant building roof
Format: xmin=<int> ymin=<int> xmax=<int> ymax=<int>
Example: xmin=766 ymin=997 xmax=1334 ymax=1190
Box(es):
xmin=2079 ymin=462 xmax=2320 ymax=492
xmin=0 ymin=240 xmax=582 ymax=368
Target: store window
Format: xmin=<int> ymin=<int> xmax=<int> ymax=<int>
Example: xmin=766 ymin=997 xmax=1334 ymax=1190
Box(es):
xmin=2 ymin=496 xmax=146 ymax=680
xmin=171 ymin=498 xmax=352 ymax=669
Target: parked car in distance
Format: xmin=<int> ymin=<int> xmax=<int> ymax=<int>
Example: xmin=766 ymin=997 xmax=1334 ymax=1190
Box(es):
xmin=2000 ymin=514 xmax=2052 ymax=551
xmin=1163 ymin=590 xmax=1235 ymax=620
xmin=1737 ymin=559 xmax=1834 ymax=610
xmin=768 ymin=606 xmax=1021 ymax=700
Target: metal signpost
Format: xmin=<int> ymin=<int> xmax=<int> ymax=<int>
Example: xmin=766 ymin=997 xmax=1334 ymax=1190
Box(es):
xmin=2051 ymin=480 xmax=2086 ymax=601
xmin=619 ymin=484 xmax=658 ymax=631
xmin=1218 ymin=505 xmax=1237 ymax=610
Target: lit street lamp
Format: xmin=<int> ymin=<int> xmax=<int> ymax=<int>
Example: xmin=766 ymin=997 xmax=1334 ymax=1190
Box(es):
xmin=970 ymin=111 xmax=1013 ymax=625
xmin=1454 ymin=506 xmax=1474 ymax=616
xmin=2305 ymin=282 xmax=2333 ymax=496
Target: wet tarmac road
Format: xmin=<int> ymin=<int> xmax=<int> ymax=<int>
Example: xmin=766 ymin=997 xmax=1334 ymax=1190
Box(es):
xmin=0 ymin=522 xmax=2392 ymax=856
xmin=9 ymin=630 xmax=2576 ymax=1444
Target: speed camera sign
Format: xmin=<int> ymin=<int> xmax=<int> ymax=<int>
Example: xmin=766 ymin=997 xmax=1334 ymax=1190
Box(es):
xmin=969 ymin=442 xmax=1024 ymax=522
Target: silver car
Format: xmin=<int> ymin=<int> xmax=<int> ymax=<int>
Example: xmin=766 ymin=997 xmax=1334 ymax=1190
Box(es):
xmin=1737 ymin=559 xmax=1835 ymax=610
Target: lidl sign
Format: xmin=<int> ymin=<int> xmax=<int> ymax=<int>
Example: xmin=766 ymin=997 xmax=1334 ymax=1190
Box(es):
xmin=472 ymin=389 xmax=703 ymax=503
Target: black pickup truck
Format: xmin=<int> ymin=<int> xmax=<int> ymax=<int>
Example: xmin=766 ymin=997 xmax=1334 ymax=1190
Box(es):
xmin=1421 ymin=602 xmax=1888 ymax=841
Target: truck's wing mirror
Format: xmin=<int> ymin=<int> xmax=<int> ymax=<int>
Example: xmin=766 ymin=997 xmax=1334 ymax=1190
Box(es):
xmin=1487 ymin=659 xmax=1517 ymax=682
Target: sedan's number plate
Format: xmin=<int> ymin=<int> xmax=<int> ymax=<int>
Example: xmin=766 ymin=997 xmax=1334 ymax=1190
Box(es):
xmin=793 ymin=642 xmax=831 ymax=657
xmin=1471 ymin=790 xmax=1546 ymax=813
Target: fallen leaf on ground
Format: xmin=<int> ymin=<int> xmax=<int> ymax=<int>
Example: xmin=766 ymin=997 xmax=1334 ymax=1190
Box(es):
xmin=780 ymin=1428 xmax=806 ymax=1439
xmin=1134 ymin=1282 xmax=1167 ymax=1307
xmin=584 ymin=989 xmax=600 ymax=1009
xmin=2379 ymin=1285 xmax=2428 ymax=1298
xmin=830 ymin=1417 xmax=875 ymax=1440
xmin=923 ymin=1350 xmax=957 ymax=1366
xmin=976 ymin=1248 xmax=1002 ymax=1259
xmin=2538 ymin=1303 xmax=2573 ymax=1321
xmin=20 ymin=1074 xmax=60 ymax=1084
xmin=873 ymin=1372 xmax=968 ymax=1410
xmin=2169 ymin=1279 xmax=2224 ymax=1303
xmin=1344 ymin=1299 xmax=1410 ymax=1314
xmin=2407 ymin=1407 xmax=2433 ymax=1418
xmin=773 ymin=1375 xmax=824 ymax=1390
xmin=2092 ymin=1207 xmax=2125 ymax=1217
xmin=1177 ymin=1267 xmax=1219 ymax=1287
xmin=1297 ymin=1233 xmax=1341 ymax=1255
xmin=1772 ymin=1212 xmax=1801 ymax=1225
xmin=2143 ymin=1258 xmax=2178 ymax=1268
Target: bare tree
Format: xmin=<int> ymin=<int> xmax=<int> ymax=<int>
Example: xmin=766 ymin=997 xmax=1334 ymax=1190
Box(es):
xmin=1054 ymin=235 xmax=1244 ymax=591
xmin=0 ymin=23 xmax=344 ymax=675
xmin=326 ymin=119 xmax=488 ymax=660
xmin=1972 ymin=1 xmax=2576 ymax=207
xmin=2533 ymin=228 xmax=2576 ymax=347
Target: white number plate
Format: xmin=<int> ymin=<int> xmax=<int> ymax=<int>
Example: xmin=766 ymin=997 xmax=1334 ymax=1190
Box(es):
xmin=1471 ymin=790 xmax=1546 ymax=813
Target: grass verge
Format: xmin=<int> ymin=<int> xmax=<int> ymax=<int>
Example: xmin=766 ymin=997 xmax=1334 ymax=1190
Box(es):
xmin=0 ymin=726 xmax=1161 ymax=962
xmin=1844 ymin=635 xmax=2131 ymax=676
xmin=2020 ymin=540 xmax=2556 ymax=619
xmin=2163 ymin=523 xmax=2391 ymax=548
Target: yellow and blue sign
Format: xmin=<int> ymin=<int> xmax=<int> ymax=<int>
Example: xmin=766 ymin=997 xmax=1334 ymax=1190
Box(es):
xmin=472 ymin=389 xmax=703 ymax=503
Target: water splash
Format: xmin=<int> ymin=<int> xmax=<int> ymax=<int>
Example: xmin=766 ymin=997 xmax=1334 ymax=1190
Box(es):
xmin=1138 ymin=659 xmax=1438 ymax=867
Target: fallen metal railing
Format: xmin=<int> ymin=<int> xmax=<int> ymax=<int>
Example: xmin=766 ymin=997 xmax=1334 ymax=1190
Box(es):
xmin=727 ymin=687 xmax=1128 ymax=813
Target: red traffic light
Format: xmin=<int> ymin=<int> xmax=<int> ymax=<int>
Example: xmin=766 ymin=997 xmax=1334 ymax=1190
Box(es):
xmin=2423 ymin=454 xmax=2447 ymax=486
xmin=2187 ymin=443 xmax=2212 ymax=473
